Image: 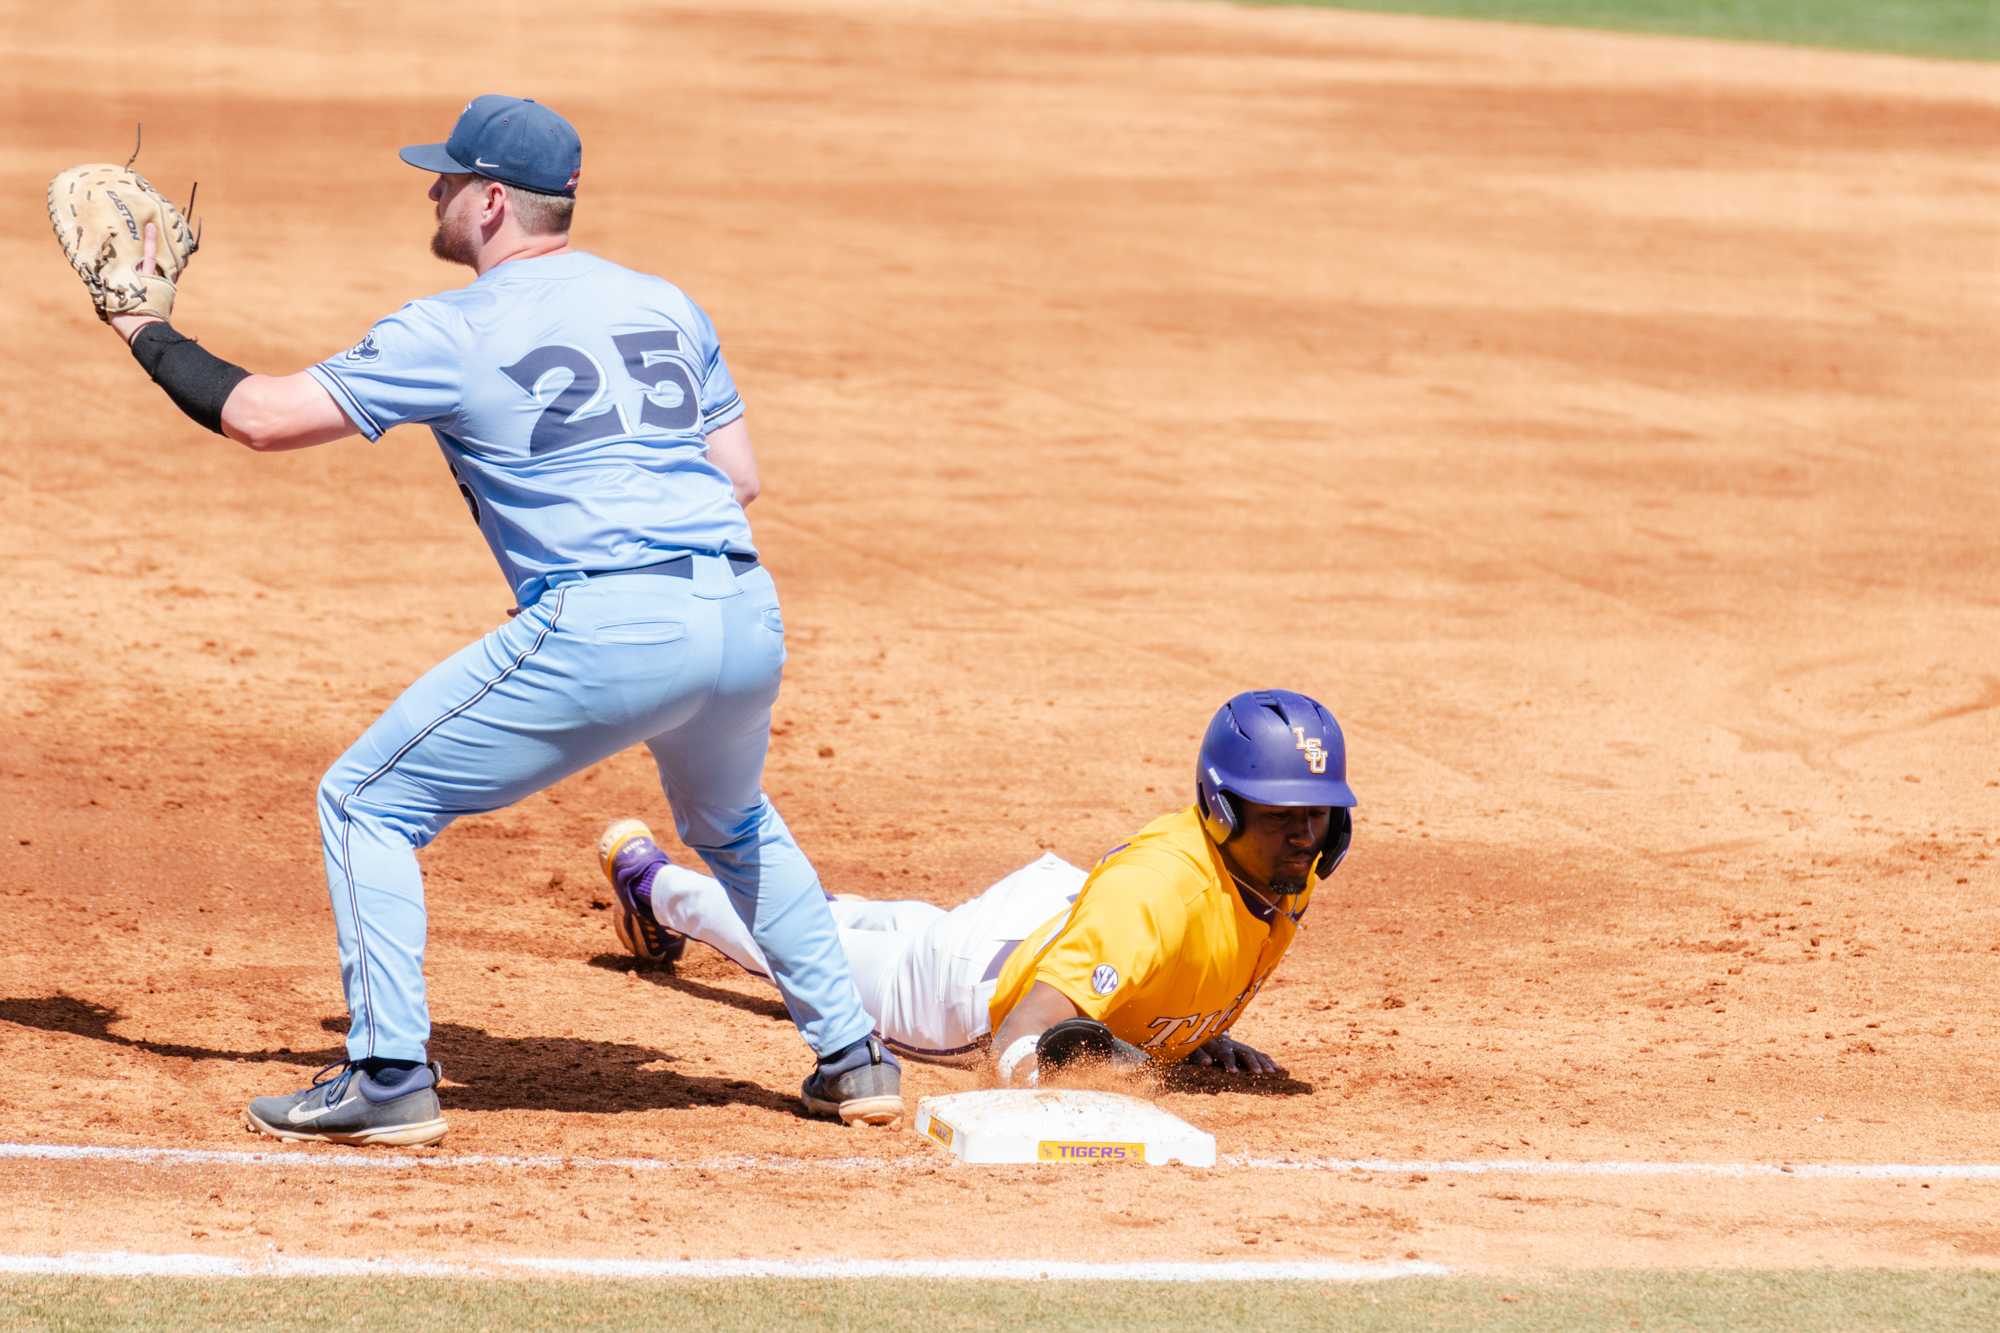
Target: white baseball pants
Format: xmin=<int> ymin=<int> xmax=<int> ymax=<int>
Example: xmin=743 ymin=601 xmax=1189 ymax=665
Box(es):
xmin=644 ymin=851 xmax=1087 ymax=1057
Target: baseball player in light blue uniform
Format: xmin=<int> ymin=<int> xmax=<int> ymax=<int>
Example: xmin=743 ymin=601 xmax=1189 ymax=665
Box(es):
xmin=100 ymin=95 xmax=901 ymax=1144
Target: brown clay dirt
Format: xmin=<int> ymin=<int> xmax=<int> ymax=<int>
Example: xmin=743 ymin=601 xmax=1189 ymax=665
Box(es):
xmin=3 ymin=0 xmax=1998 ymax=1276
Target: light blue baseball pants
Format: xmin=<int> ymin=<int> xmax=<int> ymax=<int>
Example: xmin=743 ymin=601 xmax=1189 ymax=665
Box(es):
xmin=314 ymin=553 xmax=875 ymax=1064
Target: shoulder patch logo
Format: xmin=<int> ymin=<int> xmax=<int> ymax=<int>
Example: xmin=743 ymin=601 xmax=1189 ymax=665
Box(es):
xmin=1091 ymin=964 xmax=1119 ymax=997
xmin=345 ymin=333 xmax=380 ymax=363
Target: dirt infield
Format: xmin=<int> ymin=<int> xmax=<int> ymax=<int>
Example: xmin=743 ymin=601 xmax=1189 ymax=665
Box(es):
xmin=3 ymin=0 xmax=1997 ymax=1275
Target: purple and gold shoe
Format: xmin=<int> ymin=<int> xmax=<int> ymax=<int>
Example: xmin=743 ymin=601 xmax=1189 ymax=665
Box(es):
xmin=596 ymin=819 xmax=686 ymax=965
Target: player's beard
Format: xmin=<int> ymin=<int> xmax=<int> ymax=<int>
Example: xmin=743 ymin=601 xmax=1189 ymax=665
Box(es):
xmin=430 ymin=214 xmax=478 ymax=268
xmin=1265 ymin=868 xmax=1310 ymax=895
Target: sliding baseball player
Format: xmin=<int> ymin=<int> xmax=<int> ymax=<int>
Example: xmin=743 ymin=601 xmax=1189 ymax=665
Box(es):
xmin=599 ymin=689 xmax=1356 ymax=1083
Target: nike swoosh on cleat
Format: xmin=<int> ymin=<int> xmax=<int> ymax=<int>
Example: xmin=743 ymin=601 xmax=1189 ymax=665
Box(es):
xmin=286 ymin=1091 xmax=354 ymax=1125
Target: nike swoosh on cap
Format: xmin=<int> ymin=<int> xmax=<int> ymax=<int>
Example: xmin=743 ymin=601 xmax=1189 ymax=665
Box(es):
xmin=474 ymin=158 xmax=500 ymax=169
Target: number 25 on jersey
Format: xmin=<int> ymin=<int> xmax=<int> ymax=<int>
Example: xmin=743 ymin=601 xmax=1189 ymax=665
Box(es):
xmin=501 ymin=330 xmax=699 ymax=455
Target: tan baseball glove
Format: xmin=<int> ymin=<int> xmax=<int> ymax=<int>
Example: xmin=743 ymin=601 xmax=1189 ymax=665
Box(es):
xmin=47 ymin=163 xmax=200 ymax=322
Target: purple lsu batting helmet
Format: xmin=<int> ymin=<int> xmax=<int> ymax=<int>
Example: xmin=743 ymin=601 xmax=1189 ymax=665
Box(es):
xmin=1195 ymin=689 xmax=1357 ymax=882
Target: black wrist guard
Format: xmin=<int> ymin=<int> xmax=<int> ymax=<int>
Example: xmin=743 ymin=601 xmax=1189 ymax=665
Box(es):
xmin=1034 ymin=1017 xmax=1149 ymax=1073
xmin=129 ymin=322 xmax=251 ymax=436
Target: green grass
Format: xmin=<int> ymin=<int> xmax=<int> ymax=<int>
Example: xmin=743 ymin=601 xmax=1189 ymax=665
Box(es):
xmin=1241 ymin=1 xmax=2000 ymax=61
xmin=6 ymin=1271 xmax=2000 ymax=1331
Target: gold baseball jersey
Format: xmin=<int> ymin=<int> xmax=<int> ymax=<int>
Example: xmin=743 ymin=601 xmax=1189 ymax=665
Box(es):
xmin=987 ymin=806 xmax=1310 ymax=1064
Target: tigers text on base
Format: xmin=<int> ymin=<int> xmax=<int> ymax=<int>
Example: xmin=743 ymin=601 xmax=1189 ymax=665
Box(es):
xmin=914 ymin=1089 xmax=1216 ymax=1167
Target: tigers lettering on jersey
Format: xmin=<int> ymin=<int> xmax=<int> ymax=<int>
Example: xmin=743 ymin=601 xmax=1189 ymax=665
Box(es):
xmin=986 ymin=807 xmax=1307 ymax=1065
xmin=1139 ymin=977 xmax=1267 ymax=1051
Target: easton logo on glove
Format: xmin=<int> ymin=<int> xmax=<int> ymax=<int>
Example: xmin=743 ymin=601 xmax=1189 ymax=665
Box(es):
xmin=48 ymin=160 xmax=200 ymax=323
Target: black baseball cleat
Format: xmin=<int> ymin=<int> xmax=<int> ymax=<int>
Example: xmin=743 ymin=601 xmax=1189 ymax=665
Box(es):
xmin=245 ymin=1060 xmax=447 ymax=1147
xmin=597 ymin=818 xmax=686 ymax=965
xmin=801 ymin=1035 xmax=904 ymax=1128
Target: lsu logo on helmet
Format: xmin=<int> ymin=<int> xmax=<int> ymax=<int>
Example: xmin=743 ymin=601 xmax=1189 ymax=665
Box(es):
xmin=1291 ymin=726 xmax=1327 ymax=775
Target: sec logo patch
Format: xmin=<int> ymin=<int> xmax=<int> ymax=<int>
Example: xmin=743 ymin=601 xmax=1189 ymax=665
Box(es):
xmin=1091 ymin=964 xmax=1119 ymax=996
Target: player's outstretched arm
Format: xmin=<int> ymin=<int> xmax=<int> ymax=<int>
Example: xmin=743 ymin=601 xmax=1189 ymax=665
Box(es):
xmin=1187 ymin=1032 xmax=1284 ymax=1077
xmin=216 ymin=372 xmax=358 ymax=452
xmin=990 ymin=982 xmax=1082 ymax=1086
xmin=107 ymin=226 xmax=358 ymax=453
xmin=990 ymin=986 xmax=1152 ymax=1087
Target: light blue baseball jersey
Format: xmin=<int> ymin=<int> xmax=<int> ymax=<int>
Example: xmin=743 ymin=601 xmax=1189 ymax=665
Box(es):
xmin=306 ymin=251 xmax=751 ymax=604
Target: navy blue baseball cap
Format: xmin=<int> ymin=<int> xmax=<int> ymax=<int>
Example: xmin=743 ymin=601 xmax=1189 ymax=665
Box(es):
xmin=399 ymin=95 xmax=582 ymax=196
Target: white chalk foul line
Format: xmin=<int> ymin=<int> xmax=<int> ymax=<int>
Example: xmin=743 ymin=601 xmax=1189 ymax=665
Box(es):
xmin=0 ymin=1142 xmax=899 ymax=1173
xmin=0 ymin=1251 xmax=1448 ymax=1282
xmin=1227 ymin=1157 xmax=2000 ymax=1180
xmin=4 ymin=1141 xmax=1999 ymax=1180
